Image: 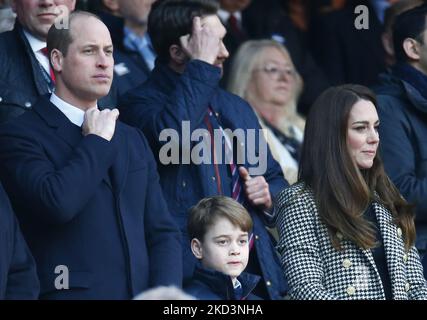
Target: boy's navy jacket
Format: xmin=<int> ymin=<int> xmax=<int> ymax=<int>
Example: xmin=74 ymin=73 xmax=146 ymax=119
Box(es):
xmin=185 ymin=264 xmax=261 ymax=300
xmin=119 ymin=59 xmax=289 ymax=299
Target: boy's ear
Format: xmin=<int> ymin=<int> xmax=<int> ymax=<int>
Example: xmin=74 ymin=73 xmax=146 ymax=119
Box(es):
xmin=191 ymin=238 xmax=203 ymax=259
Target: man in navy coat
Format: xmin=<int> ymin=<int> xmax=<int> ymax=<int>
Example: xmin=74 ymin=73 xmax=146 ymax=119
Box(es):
xmin=0 ymin=182 xmax=39 ymax=300
xmin=0 ymin=11 xmax=182 ymax=299
xmin=119 ymin=0 xmax=288 ymax=300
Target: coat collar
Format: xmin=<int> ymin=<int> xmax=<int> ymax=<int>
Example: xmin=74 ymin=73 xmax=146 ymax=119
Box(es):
xmin=192 ymin=265 xmax=260 ymax=300
xmin=33 ymin=95 xmax=83 ymax=148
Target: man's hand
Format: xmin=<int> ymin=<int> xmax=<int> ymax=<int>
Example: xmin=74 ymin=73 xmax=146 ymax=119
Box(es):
xmin=82 ymin=107 xmax=119 ymax=141
xmin=239 ymin=166 xmax=272 ymax=210
xmin=179 ymin=16 xmax=221 ymax=65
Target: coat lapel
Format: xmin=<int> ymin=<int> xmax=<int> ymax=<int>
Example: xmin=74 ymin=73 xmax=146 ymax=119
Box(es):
xmin=33 ymin=96 xmax=82 ymax=148
xmin=374 ymin=201 xmax=406 ymax=299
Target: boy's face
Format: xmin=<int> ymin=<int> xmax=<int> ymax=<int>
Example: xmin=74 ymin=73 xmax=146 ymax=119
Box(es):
xmin=191 ymin=217 xmax=249 ymax=280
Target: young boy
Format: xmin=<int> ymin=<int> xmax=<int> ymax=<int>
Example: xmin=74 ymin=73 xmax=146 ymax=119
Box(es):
xmin=185 ymin=196 xmax=261 ymax=300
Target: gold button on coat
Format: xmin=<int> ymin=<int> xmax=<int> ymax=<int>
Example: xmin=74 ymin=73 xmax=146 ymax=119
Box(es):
xmin=397 ymin=228 xmax=402 ymax=237
xmin=405 ymin=283 xmax=410 ymax=292
xmin=343 ymin=259 xmax=352 ymax=269
xmin=403 ymin=254 xmax=408 ymax=263
xmin=346 ymin=286 xmax=356 ymax=295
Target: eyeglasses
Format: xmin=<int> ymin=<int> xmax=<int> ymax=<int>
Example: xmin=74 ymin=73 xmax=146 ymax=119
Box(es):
xmin=254 ymin=65 xmax=296 ymax=80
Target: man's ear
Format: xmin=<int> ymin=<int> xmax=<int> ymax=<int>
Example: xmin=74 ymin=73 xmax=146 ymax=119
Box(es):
xmin=169 ymin=44 xmax=187 ymax=65
xmin=403 ymin=38 xmax=421 ymax=60
xmin=191 ymin=238 xmax=203 ymax=259
xmin=51 ymin=49 xmax=64 ymax=73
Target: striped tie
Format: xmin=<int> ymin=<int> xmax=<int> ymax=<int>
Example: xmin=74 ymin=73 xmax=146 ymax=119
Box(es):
xmin=207 ymin=107 xmax=253 ymax=249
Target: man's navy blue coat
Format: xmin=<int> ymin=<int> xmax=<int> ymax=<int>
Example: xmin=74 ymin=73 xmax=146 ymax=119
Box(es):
xmin=0 ymin=182 xmax=39 ymax=299
xmin=0 ymin=96 xmax=182 ymax=299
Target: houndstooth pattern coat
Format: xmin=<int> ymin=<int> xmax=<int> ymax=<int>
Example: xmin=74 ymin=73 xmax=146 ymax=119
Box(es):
xmin=276 ymin=183 xmax=427 ymax=300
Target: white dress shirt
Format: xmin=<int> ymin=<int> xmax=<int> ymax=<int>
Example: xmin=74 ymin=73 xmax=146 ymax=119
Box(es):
xmin=50 ymin=93 xmax=86 ymax=127
xmin=23 ymin=30 xmax=50 ymax=74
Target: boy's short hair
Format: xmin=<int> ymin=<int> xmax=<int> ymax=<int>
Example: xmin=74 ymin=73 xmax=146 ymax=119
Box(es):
xmin=188 ymin=196 xmax=253 ymax=241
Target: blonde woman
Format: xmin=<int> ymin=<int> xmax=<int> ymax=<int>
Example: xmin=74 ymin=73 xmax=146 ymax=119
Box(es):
xmin=228 ymin=40 xmax=304 ymax=184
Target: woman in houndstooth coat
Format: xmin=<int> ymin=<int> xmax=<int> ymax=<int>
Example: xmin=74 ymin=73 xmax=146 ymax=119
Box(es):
xmin=276 ymin=84 xmax=427 ymax=300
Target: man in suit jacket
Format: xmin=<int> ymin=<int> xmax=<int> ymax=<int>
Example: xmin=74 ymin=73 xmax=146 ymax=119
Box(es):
xmin=0 ymin=182 xmax=39 ymax=300
xmin=0 ymin=0 xmax=116 ymax=124
xmin=119 ymin=0 xmax=288 ymax=300
xmin=0 ymin=11 xmax=182 ymax=299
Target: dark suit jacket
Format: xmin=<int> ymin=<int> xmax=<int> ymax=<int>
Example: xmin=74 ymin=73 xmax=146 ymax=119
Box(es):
xmin=0 ymin=182 xmax=39 ymax=299
xmin=0 ymin=96 xmax=182 ymax=299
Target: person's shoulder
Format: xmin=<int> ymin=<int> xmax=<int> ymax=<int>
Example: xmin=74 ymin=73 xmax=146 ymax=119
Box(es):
xmin=276 ymin=182 xmax=316 ymax=211
xmin=0 ymin=98 xmax=51 ymax=135
xmin=216 ymin=89 xmax=256 ymax=117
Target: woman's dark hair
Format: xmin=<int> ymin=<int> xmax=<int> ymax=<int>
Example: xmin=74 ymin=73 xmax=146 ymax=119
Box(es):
xmin=148 ymin=0 xmax=218 ymax=63
xmin=299 ymin=84 xmax=415 ymax=251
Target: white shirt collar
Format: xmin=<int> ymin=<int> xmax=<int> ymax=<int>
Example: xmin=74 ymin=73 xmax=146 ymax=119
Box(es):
xmin=232 ymin=278 xmax=242 ymax=289
xmin=50 ymin=93 xmax=86 ymax=127
xmin=217 ymin=9 xmax=242 ymax=24
xmin=23 ymin=29 xmax=51 ymax=74
xmin=23 ymin=29 xmax=46 ymax=53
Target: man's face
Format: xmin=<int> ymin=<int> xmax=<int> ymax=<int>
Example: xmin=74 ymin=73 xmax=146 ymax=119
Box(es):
xmin=118 ymin=0 xmax=155 ymax=25
xmin=56 ymin=16 xmax=114 ymax=107
xmin=11 ymin=0 xmax=75 ymax=41
xmin=219 ymin=0 xmax=251 ymax=13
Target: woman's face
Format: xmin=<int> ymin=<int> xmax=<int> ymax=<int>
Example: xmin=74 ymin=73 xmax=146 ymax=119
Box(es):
xmin=346 ymin=99 xmax=380 ymax=170
xmin=247 ymin=46 xmax=297 ymax=107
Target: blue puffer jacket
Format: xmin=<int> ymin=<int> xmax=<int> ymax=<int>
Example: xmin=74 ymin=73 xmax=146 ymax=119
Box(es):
xmin=185 ymin=265 xmax=261 ymax=300
xmin=375 ymin=72 xmax=427 ymax=252
xmin=119 ymin=60 xmax=289 ymax=300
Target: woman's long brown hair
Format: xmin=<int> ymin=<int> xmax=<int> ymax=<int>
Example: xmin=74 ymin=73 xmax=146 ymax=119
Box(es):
xmin=299 ymin=84 xmax=415 ymax=251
